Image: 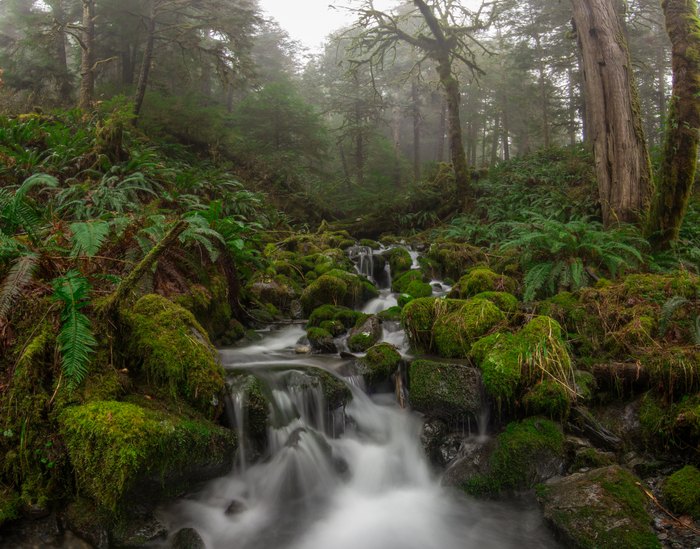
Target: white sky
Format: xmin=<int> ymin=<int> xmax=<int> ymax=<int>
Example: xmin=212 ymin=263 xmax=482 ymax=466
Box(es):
xmin=257 ymin=0 xmax=397 ymax=53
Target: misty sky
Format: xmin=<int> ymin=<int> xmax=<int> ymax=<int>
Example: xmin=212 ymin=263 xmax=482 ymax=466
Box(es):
xmin=257 ymin=0 xmax=397 ymax=52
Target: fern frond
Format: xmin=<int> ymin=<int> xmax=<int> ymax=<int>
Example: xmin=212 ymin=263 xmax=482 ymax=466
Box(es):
xmin=52 ymin=270 xmax=96 ymax=390
xmin=523 ymin=261 xmax=553 ymax=302
xmin=659 ymin=296 xmax=689 ymax=337
xmin=70 ymin=221 xmax=111 ymax=257
xmin=0 ymin=252 xmax=39 ymax=320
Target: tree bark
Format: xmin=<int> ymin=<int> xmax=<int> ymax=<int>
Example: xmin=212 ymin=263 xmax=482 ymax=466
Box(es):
xmin=647 ymin=0 xmax=700 ymax=249
xmin=436 ymin=98 xmax=447 ymax=162
xmin=412 ymin=78 xmax=421 ymax=182
xmin=490 ymin=112 xmax=500 ymax=166
xmin=78 ymin=0 xmax=95 ymax=111
xmin=571 ymin=0 xmax=653 ymax=226
xmin=133 ymin=5 xmax=157 ymax=121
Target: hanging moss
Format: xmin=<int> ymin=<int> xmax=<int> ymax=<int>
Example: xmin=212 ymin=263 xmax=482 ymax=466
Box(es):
xmin=449 ymin=267 xmax=518 ymax=299
xmin=463 ymin=417 xmax=565 ymax=496
xmin=662 ymin=465 xmax=700 ymax=519
xmin=59 ymin=400 xmax=235 ymax=511
xmin=433 ymin=298 xmax=505 ymax=358
xmin=121 ymin=294 xmax=225 ymax=418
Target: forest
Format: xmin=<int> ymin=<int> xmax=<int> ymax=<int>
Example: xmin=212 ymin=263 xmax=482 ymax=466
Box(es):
xmin=0 ymin=0 xmax=698 ymax=548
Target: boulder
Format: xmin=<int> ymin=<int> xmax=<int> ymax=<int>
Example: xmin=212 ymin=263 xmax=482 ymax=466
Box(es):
xmin=347 ymin=315 xmax=382 ymax=353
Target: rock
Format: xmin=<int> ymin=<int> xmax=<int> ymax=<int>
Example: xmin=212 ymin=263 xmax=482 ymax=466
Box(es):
xmin=408 ymin=360 xmax=482 ymax=424
xmin=400 ymin=297 xmax=463 ymax=353
xmin=61 ymin=498 xmax=110 ymax=549
xmin=306 ymin=327 xmax=338 ymax=354
xmin=442 ymin=437 xmax=498 ymax=486
xmin=112 ymin=515 xmax=168 ymax=548
xmin=172 ymin=527 xmax=206 ymax=549
xmin=357 ymin=342 xmax=402 ymax=389
xmin=663 ymin=465 xmax=700 ymax=520
xmin=432 ymin=298 xmax=505 ymax=358
xmin=295 ymin=344 xmax=311 ymax=354
xmin=347 ymin=315 xmax=382 ymax=353
xmin=420 ymin=419 xmax=447 ymax=464
xmin=538 ymin=465 xmax=661 ymax=549
xmin=448 ymin=267 xmax=518 ymax=299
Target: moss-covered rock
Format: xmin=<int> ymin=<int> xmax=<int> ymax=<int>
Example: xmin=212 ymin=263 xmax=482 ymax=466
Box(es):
xmin=307 ymin=304 xmax=364 ymax=329
xmin=433 ymin=298 xmax=505 ymax=358
xmin=347 ymin=315 xmax=382 ymax=353
xmin=470 ymin=332 xmax=525 ymax=406
xmin=639 ymin=392 xmax=700 ymax=457
xmin=425 ymin=242 xmax=486 ymax=280
xmin=384 ymin=247 xmax=413 ymax=278
xmin=378 ymin=306 xmax=402 ymax=322
xmin=472 ymin=291 xmax=519 ymax=315
xmin=358 ymin=343 xmax=402 ymax=388
xmin=228 ymin=374 xmax=270 ymax=441
xmin=538 ymin=465 xmax=660 ymax=549
xmin=449 ymin=267 xmax=518 ymax=299
xmin=122 ymin=294 xmax=225 ymax=418
xmin=662 ymin=465 xmax=700 ymax=519
xmin=522 ymin=380 xmax=571 ymax=420
xmin=409 ymin=360 xmax=482 ymax=424
xmin=392 ymin=270 xmax=424 ymax=294
xmin=59 ymin=400 xmax=236 ymax=511
xmin=319 ymin=319 xmax=346 ymax=337
xmin=247 ymin=276 xmax=296 ymax=312
xmin=401 ymin=297 xmax=464 ymax=352
xmin=405 ymin=280 xmax=433 ymax=299
xmin=463 ymin=417 xmax=565 ymax=496
xmin=306 ymin=327 xmax=338 ymax=354
xmin=300 ymin=270 xmax=378 ymax=315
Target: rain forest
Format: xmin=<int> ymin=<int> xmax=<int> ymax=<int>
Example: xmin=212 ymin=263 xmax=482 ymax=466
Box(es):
xmin=0 ymin=0 xmax=698 ymax=547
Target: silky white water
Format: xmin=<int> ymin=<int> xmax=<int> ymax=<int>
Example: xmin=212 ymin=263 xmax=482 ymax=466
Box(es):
xmin=156 ymin=326 xmax=560 ymax=549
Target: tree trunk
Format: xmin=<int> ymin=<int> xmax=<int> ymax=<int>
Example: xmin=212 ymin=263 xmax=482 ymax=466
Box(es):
xmin=48 ymin=0 xmax=72 ymax=103
xmin=502 ymin=93 xmax=510 ymax=161
xmin=436 ymin=98 xmax=447 ymax=162
xmin=412 ymin=79 xmax=421 ymax=182
xmin=567 ymin=68 xmax=577 ymax=146
xmin=571 ymin=0 xmax=653 ymax=226
xmin=392 ymin=102 xmax=402 ymax=187
xmin=133 ymin=7 xmax=156 ymax=121
xmin=78 ymin=0 xmax=95 ymax=111
xmin=490 ymin=112 xmax=500 ymax=166
xmin=647 ymin=0 xmax=700 ymax=249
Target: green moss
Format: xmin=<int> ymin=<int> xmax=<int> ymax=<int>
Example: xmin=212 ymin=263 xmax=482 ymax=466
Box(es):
xmin=538 ymin=465 xmax=660 ymax=549
xmin=347 ymin=316 xmax=382 ymax=353
xmin=470 ymin=332 xmax=526 ymax=406
xmin=640 ymin=347 xmax=700 ymax=398
xmin=306 ymin=327 xmax=337 ymax=353
xmin=0 ymin=487 xmax=20 ymax=527
xmin=639 ymin=392 xmax=700 ymax=454
xmin=401 ymin=297 xmax=463 ymax=352
xmin=433 ymin=298 xmax=505 ymax=358
xmin=122 ymin=294 xmax=225 ymax=418
xmin=463 ymin=418 xmax=565 ymax=496
xmin=472 ymin=291 xmax=519 ymax=315
xmin=359 ymin=239 xmax=381 ymax=249
xmin=449 ymin=267 xmax=518 ymax=299
xmin=519 ymin=316 xmax=574 ymax=389
xmin=571 ymin=447 xmax=614 ymax=471
xmin=59 ymin=400 xmax=235 ymax=511
xmin=405 ymin=280 xmax=433 ymax=299
xmin=574 ymin=370 xmax=597 ymax=403
xmin=300 ymin=270 xmax=377 ymax=315
xmin=319 ymin=320 xmax=346 ymax=337
xmin=397 ymin=293 xmax=414 ymax=308
xmin=522 ymin=380 xmax=570 ymax=420
xmin=663 ymin=465 xmax=700 ymax=519
xmin=378 ymin=306 xmax=402 ymax=322
xmin=408 ymin=360 xmax=481 ymax=422
xmin=359 ymin=343 xmax=402 ymax=386
xmin=392 ymin=270 xmax=424 ymax=293
xmin=385 ymin=247 xmax=412 ymax=278
xmin=426 ymin=242 xmax=486 ymax=280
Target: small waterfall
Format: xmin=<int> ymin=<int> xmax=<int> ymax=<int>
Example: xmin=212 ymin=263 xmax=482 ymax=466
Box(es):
xmin=347 ymin=245 xmax=374 ymax=282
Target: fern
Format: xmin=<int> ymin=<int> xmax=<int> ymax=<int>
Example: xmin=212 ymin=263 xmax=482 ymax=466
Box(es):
xmin=69 ymin=221 xmax=111 ymax=257
xmin=52 ymin=270 xmax=97 ymax=390
xmin=0 ymin=252 xmax=39 ymax=320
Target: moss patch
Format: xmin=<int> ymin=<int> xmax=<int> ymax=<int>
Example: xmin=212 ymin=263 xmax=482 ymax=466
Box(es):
xmin=385 ymin=247 xmax=412 ymax=278
xmin=59 ymin=400 xmax=236 ymax=511
xmin=0 ymin=487 xmax=20 ymax=527
xmin=472 ymin=291 xmax=519 ymax=315
xmin=426 ymin=242 xmax=486 ymax=280
xmin=433 ymin=298 xmax=505 ymax=358
xmin=408 ymin=360 xmax=482 ymax=423
xmin=449 ymin=267 xmax=518 ymax=299
xmin=401 ymin=297 xmax=464 ymax=352
xmin=463 ymin=418 xmax=565 ymax=496
xmin=122 ymin=294 xmax=225 ymax=418
xmin=392 ymin=270 xmax=424 ymax=294
xmin=359 ymin=343 xmax=402 ymax=386
xmin=522 ymin=380 xmax=571 ymax=420
xmin=662 ymin=465 xmax=700 ymax=519
xmin=538 ymin=465 xmax=660 ymax=549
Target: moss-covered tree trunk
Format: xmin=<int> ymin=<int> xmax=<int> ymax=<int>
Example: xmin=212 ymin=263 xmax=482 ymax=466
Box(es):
xmin=78 ymin=0 xmax=95 ymax=111
xmin=647 ymin=0 xmax=700 ymax=249
xmin=571 ymin=0 xmax=653 ymax=226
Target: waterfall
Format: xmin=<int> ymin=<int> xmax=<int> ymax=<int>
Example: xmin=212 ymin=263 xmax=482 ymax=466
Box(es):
xmin=347 ymin=245 xmax=375 ymax=282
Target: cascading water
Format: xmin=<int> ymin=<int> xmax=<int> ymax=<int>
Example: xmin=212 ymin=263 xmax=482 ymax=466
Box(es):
xmin=157 ymin=323 xmax=560 ymax=549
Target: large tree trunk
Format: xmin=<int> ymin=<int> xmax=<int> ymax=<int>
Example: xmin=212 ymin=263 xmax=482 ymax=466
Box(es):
xmin=48 ymin=0 xmax=72 ymax=103
xmin=78 ymin=0 xmax=95 ymax=111
xmin=436 ymin=98 xmax=447 ymax=162
xmin=412 ymin=79 xmax=421 ymax=182
xmin=133 ymin=6 xmax=157 ymax=121
xmin=571 ymin=0 xmax=653 ymax=226
xmin=647 ymin=0 xmax=700 ymax=249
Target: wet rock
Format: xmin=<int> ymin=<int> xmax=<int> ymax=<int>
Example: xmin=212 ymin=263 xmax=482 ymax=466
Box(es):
xmin=225 ymin=500 xmax=247 ymax=516
xmin=442 ymin=437 xmax=497 ymax=486
xmin=356 ymin=342 xmax=402 ymax=389
xmin=112 ymin=515 xmax=168 ymax=547
xmin=421 ymin=419 xmax=447 ymax=464
xmin=306 ymin=327 xmax=338 ymax=354
xmin=295 ymin=344 xmax=311 ymax=354
xmin=538 ymin=465 xmax=660 ymax=549
xmin=172 ymin=527 xmax=206 ymax=549
xmin=408 ymin=360 xmax=482 ymax=424
xmin=347 ymin=315 xmax=382 ymax=353
xmin=61 ymin=499 xmax=110 ymax=549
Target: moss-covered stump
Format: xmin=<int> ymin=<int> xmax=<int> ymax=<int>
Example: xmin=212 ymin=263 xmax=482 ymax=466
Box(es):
xmin=462 ymin=417 xmax=565 ymax=497
xmin=538 ymin=465 xmax=661 ymax=549
xmin=662 ymin=465 xmax=700 ymax=519
xmin=300 ymin=270 xmax=377 ymax=315
xmin=433 ymin=298 xmax=505 ymax=358
xmin=425 ymin=242 xmax=486 ymax=280
xmin=348 ymin=315 xmax=383 ymax=353
xmin=358 ymin=343 xmax=402 ymax=388
xmin=400 ymin=297 xmax=464 ymax=352
xmin=408 ymin=360 xmax=482 ymax=424
xmin=448 ymin=267 xmax=518 ymax=299
xmin=306 ymin=327 xmax=338 ymax=354
xmin=122 ymin=294 xmax=226 ymax=418
xmin=59 ymin=400 xmax=236 ymax=511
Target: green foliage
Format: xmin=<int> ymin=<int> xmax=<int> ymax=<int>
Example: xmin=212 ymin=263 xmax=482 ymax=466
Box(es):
xmin=52 ymin=270 xmax=97 ymax=390
xmin=501 ymin=214 xmax=647 ymax=300
xmin=69 ymin=221 xmax=110 ymax=257
xmin=0 ymin=252 xmax=38 ymax=319
xmin=432 ymin=298 xmax=505 ymax=358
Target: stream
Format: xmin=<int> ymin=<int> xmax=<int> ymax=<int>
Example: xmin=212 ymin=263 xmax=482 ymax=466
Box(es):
xmin=156 ymin=247 xmax=562 ymax=549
